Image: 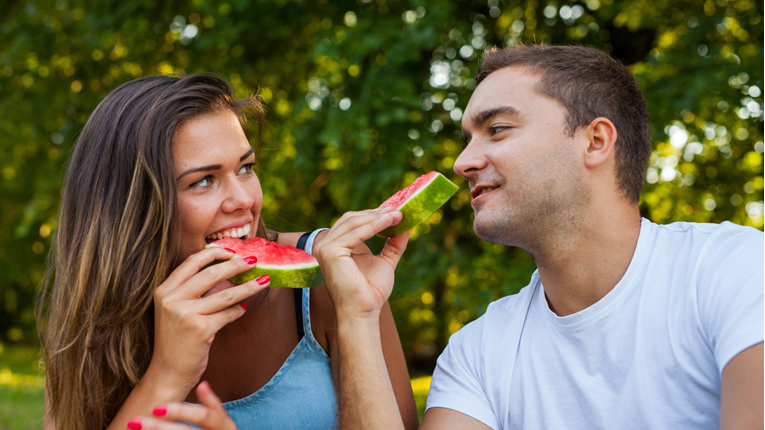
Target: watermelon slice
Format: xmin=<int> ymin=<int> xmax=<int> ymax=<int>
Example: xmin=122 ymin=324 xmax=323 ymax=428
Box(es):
xmin=377 ymin=171 xmax=459 ymax=237
xmin=206 ymin=237 xmax=324 ymax=288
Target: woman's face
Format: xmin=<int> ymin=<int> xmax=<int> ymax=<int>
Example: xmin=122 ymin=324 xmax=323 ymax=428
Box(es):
xmin=173 ymin=109 xmax=263 ymax=264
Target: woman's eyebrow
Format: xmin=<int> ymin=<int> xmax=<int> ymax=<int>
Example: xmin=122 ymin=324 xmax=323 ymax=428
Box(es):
xmin=176 ymin=149 xmax=255 ymax=181
xmin=177 ymin=164 xmax=222 ymax=181
xmin=240 ymin=148 xmax=254 ymax=162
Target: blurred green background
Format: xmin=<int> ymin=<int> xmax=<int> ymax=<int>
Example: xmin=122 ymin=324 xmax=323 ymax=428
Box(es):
xmin=0 ymin=0 xmax=762 ymax=426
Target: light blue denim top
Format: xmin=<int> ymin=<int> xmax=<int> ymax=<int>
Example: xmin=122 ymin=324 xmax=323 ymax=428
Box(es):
xmin=223 ymin=229 xmax=337 ymax=429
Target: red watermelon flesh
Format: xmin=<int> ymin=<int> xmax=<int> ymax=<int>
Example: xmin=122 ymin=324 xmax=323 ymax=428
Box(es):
xmin=206 ymin=237 xmax=324 ymax=288
xmin=376 ymin=171 xmax=459 ymax=237
xmin=379 ymin=171 xmax=440 ymax=210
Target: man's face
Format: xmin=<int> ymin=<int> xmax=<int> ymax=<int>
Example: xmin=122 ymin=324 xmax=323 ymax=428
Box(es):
xmin=454 ymin=66 xmax=589 ymax=249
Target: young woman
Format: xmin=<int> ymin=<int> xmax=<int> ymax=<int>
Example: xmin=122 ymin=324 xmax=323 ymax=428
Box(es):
xmin=39 ymin=74 xmax=418 ymax=430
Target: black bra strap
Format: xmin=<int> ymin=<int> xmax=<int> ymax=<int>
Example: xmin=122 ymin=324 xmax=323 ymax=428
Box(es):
xmin=292 ymin=231 xmax=312 ymax=342
xmin=293 ymin=288 xmax=305 ymax=341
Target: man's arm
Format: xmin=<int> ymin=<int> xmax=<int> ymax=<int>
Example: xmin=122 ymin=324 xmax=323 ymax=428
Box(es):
xmin=335 ymin=310 xmax=407 ymax=429
xmin=420 ymin=408 xmax=492 ymax=429
xmin=285 ymin=229 xmax=418 ymax=427
xmin=720 ymin=342 xmax=763 ymax=430
xmin=379 ymin=302 xmax=420 ymax=430
xmin=336 ymin=305 xmax=491 ymax=430
xmin=312 ymin=208 xmax=415 ymax=429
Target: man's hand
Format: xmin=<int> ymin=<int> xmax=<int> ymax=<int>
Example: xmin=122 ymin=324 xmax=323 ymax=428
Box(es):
xmin=313 ymin=206 xmax=410 ymax=322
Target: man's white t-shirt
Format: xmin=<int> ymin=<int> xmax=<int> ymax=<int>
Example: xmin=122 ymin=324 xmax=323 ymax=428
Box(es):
xmin=427 ymin=219 xmax=763 ymax=429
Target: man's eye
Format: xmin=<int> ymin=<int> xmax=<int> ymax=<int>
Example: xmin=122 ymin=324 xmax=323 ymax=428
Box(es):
xmin=491 ymin=126 xmax=509 ymax=135
xmin=191 ymin=176 xmax=212 ymax=188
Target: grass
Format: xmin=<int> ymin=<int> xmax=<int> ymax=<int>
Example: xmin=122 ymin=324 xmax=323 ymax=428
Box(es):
xmin=0 ymin=343 xmax=44 ymax=430
xmin=0 ymin=343 xmax=432 ymax=428
xmin=410 ymin=375 xmax=432 ymax=420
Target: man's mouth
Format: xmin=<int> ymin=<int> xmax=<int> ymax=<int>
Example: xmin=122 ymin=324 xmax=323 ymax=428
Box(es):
xmin=471 ymin=185 xmax=499 ymax=200
xmin=478 ymin=186 xmax=496 ymax=196
xmin=205 ymin=222 xmax=252 ymax=243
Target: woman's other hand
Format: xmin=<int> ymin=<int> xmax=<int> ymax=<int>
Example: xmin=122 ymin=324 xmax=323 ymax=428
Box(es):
xmin=313 ymin=206 xmax=411 ymax=322
xmin=146 ymin=247 xmax=270 ymax=398
xmin=127 ymin=381 xmax=237 ymax=430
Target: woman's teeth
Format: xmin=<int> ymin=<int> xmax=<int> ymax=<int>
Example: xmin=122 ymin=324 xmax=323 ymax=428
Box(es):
xmin=480 ymin=187 xmax=496 ymax=196
xmin=206 ymin=223 xmax=251 ymax=240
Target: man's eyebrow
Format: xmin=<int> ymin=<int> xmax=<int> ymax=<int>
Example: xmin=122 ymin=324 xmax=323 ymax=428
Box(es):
xmin=177 ymin=149 xmax=254 ymax=181
xmin=470 ymin=106 xmax=522 ymax=128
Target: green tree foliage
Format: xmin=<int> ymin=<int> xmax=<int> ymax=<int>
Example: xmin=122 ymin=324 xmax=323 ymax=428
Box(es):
xmin=0 ymin=0 xmax=761 ymax=373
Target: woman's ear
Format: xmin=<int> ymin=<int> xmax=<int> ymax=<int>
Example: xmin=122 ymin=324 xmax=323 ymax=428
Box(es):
xmin=583 ymin=117 xmax=618 ymax=169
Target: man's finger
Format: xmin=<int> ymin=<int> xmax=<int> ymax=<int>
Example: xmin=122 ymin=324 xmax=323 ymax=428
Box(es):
xmin=325 ymin=207 xmax=398 ymax=240
xmin=325 ymin=211 xmax=403 ymax=254
xmin=378 ymin=231 xmax=411 ymax=270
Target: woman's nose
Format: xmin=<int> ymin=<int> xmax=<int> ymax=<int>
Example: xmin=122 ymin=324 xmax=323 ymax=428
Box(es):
xmin=221 ymin=176 xmax=255 ymax=213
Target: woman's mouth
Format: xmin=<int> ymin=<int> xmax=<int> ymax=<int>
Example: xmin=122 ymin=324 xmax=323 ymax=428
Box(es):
xmin=205 ymin=222 xmax=252 ymax=243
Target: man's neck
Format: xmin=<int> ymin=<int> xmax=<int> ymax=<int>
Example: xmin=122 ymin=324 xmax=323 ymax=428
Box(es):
xmin=533 ymin=204 xmax=642 ymax=317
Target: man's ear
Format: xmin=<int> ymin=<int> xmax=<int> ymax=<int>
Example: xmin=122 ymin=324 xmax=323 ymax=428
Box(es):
xmin=583 ymin=117 xmax=618 ymax=169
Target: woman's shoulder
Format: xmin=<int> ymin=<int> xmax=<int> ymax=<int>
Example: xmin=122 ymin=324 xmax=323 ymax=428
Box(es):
xmin=309 ymin=284 xmax=336 ymax=357
xmin=273 ymin=229 xmax=335 ymax=355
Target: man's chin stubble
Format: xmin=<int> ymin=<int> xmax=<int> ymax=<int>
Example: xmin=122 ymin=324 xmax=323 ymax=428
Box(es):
xmin=472 ymin=191 xmax=588 ymax=260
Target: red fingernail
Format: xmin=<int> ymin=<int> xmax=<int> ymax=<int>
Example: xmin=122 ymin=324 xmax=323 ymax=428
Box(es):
xmin=224 ymin=248 xmax=236 ymax=254
xmin=240 ymin=303 xmax=248 ymax=310
xmin=256 ymin=275 xmax=270 ymax=285
xmin=127 ymin=420 xmax=142 ymax=430
xmin=152 ymin=407 xmax=167 ymax=416
xmin=244 ymin=256 xmax=258 ymax=265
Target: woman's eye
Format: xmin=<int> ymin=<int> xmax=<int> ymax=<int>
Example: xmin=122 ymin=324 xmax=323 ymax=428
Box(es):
xmin=238 ymin=163 xmax=255 ymax=175
xmin=191 ymin=176 xmax=212 ymax=188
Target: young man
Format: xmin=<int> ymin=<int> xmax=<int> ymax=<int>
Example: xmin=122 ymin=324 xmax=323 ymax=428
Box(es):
xmin=314 ymin=44 xmax=763 ymax=429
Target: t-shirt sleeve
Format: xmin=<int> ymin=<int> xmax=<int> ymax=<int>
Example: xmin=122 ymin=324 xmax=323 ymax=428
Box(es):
xmin=426 ymin=315 xmax=499 ymax=430
xmin=697 ymin=223 xmax=764 ymax=374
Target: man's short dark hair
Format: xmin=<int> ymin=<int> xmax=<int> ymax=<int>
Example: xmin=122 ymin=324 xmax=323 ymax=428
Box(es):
xmin=476 ymin=44 xmax=651 ymax=204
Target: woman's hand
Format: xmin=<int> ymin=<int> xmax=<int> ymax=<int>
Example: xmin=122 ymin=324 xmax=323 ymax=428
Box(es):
xmin=146 ymin=247 xmax=270 ymax=398
xmin=312 ymin=206 xmax=410 ymax=322
xmin=127 ymin=381 xmax=237 ymax=430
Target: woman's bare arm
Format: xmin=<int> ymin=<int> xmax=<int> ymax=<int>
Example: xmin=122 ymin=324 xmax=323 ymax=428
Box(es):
xmin=105 ymin=365 xmax=192 ymax=429
xmin=45 ymin=367 xmax=191 ymax=430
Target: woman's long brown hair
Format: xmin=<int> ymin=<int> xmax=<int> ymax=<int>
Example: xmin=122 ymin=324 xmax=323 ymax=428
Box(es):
xmin=37 ymin=74 xmax=268 ymax=429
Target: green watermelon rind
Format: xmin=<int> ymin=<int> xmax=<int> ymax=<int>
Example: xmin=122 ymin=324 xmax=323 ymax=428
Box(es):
xmin=204 ymin=247 xmax=325 ymax=288
xmin=227 ymin=263 xmax=324 ymax=288
xmin=377 ymin=173 xmax=459 ymax=238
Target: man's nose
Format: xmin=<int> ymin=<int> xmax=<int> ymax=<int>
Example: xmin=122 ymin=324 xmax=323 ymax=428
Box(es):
xmin=453 ymin=141 xmax=487 ymax=179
